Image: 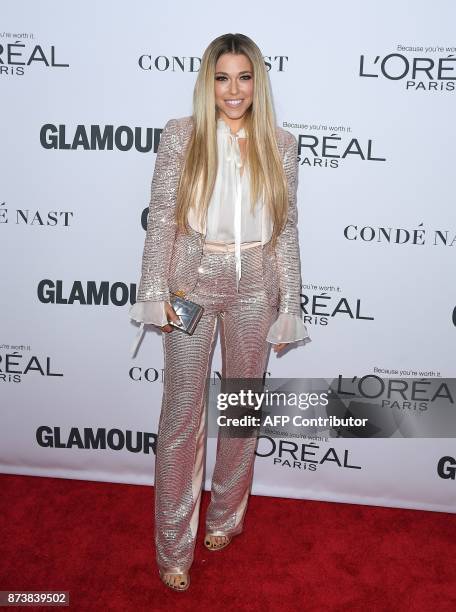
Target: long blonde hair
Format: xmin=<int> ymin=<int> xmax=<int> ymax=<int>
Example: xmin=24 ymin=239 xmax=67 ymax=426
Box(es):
xmin=176 ymin=33 xmax=289 ymax=248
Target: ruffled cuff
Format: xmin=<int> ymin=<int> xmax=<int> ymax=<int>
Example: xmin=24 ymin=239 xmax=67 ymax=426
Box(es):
xmin=266 ymin=312 xmax=312 ymax=347
xmin=129 ymin=300 xmax=168 ymax=327
xmin=129 ymin=300 xmax=169 ymax=358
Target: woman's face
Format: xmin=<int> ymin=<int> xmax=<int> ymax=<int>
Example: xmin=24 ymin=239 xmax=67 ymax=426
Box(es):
xmin=214 ymin=52 xmax=254 ymax=124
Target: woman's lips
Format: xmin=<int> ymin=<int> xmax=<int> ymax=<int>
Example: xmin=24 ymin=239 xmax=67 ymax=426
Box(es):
xmin=225 ymin=99 xmax=243 ymax=107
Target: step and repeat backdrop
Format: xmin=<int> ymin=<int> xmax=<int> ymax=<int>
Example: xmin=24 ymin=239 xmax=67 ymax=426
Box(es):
xmin=2 ymin=1 xmax=455 ymax=513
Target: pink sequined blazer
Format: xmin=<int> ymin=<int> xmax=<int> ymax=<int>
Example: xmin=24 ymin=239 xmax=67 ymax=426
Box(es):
xmin=135 ymin=116 xmax=302 ymax=318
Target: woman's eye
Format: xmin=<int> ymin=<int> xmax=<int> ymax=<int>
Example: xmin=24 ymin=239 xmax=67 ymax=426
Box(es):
xmin=215 ymin=75 xmax=252 ymax=81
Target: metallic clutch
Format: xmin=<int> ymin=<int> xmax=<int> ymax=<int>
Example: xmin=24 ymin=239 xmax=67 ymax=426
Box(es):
xmin=169 ymin=290 xmax=204 ymax=335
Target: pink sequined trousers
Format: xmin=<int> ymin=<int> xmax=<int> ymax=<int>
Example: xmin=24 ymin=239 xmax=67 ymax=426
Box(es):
xmin=154 ymin=242 xmax=277 ymax=574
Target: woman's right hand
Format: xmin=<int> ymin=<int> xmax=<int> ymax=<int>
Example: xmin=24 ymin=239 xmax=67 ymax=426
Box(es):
xmin=160 ymin=302 xmax=181 ymax=333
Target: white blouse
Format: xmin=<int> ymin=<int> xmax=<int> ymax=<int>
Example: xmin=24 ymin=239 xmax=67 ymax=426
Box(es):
xmin=129 ymin=118 xmax=311 ymax=355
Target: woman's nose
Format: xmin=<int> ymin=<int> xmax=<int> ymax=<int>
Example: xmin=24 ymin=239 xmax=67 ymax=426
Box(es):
xmin=229 ymin=79 xmax=239 ymax=95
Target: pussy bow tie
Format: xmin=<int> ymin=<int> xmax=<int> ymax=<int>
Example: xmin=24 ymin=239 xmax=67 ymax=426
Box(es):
xmin=217 ymin=119 xmax=246 ymax=290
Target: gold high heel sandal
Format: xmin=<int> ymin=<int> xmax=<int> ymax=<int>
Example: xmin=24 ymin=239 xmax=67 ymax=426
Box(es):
xmin=158 ymin=568 xmax=190 ymax=592
xmin=204 ymin=532 xmax=232 ymax=551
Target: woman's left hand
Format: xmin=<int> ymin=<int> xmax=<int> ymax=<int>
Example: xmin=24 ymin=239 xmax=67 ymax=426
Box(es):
xmin=272 ymin=342 xmax=287 ymax=353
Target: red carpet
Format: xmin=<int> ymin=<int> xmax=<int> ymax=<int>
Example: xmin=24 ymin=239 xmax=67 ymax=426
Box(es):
xmin=1 ymin=474 xmax=455 ymax=611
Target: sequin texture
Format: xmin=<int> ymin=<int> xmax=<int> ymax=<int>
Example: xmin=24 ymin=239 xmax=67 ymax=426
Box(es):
xmin=135 ymin=116 xmax=304 ymax=316
xmin=154 ymin=244 xmax=277 ymax=573
xmin=132 ymin=116 xmax=310 ymax=574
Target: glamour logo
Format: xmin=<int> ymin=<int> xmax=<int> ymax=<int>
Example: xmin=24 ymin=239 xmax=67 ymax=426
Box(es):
xmin=256 ymin=435 xmax=362 ymax=471
xmin=0 ymin=201 xmax=73 ymax=226
xmin=40 ymin=124 xmax=163 ymax=152
xmin=344 ymin=223 xmax=456 ymax=246
xmin=36 ymin=426 xmax=158 ymax=455
xmin=0 ymin=36 xmax=69 ymax=76
xmin=359 ymin=48 xmax=456 ymax=92
xmin=437 ymin=456 xmax=456 ymax=480
xmin=37 ymin=280 xmax=137 ymax=306
xmin=0 ymin=348 xmax=63 ymax=384
xmin=138 ymin=54 xmax=288 ymax=72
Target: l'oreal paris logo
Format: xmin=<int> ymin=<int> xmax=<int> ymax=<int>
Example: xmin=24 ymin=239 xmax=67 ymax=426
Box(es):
xmin=0 ymin=34 xmax=69 ymax=76
xmin=359 ymin=47 xmax=455 ymax=92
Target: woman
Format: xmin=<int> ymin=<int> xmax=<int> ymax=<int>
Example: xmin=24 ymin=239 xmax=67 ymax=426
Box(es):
xmin=129 ymin=33 xmax=311 ymax=591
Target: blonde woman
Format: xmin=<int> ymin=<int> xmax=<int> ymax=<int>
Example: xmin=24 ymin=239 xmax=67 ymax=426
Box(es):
xmin=129 ymin=33 xmax=311 ymax=591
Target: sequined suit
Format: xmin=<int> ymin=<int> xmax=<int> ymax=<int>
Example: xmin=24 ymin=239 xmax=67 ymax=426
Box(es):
xmin=135 ymin=116 xmax=305 ymax=575
xmin=136 ymin=116 xmax=303 ymax=318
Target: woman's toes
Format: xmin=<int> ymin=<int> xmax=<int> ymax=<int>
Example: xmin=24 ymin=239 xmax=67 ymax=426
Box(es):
xmin=178 ymin=574 xmax=187 ymax=587
xmin=163 ymin=573 xmax=186 ymax=588
xmin=205 ymin=534 xmax=230 ymax=549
